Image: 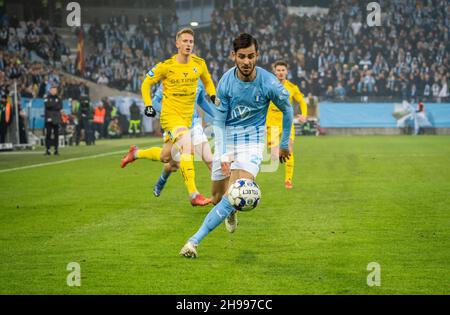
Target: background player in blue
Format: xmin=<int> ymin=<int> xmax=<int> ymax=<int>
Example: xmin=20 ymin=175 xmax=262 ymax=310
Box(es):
xmin=152 ymin=81 xmax=216 ymax=197
xmin=180 ymin=33 xmax=294 ymax=258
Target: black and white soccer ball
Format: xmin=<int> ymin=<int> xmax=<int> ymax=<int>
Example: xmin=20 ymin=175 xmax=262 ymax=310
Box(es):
xmin=227 ymin=178 xmax=261 ymax=211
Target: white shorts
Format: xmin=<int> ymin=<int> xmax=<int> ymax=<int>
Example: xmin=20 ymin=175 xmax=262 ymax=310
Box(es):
xmin=191 ymin=122 xmax=208 ymax=146
xmin=211 ymin=143 xmax=264 ymax=181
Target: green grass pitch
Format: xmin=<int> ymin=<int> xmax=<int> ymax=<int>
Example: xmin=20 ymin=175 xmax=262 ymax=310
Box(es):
xmin=0 ymin=135 xmax=449 ymax=294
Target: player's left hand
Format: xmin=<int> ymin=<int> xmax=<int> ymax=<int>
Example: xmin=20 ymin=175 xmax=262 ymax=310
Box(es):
xmin=279 ymin=148 xmax=291 ymax=164
xmin=144 ymin=106 xmax=156 ymax=117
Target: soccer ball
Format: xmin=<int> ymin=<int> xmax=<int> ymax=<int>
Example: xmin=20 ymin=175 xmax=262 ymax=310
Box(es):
xmin=227 ymin=178 xmax=261 ymax=211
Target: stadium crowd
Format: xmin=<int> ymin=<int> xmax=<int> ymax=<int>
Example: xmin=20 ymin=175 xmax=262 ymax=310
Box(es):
xmin=201 ymin=0 xmax=449 ymax=102
xmin=0 ymin=15 xmax=89 ymax=101
xmin=1 ymin=1 xmax=449 ymax=102
xmin=75 ymin=0 xmax=449 ymax=102
xmin=63 ymin=13 xmax=179 ymax=93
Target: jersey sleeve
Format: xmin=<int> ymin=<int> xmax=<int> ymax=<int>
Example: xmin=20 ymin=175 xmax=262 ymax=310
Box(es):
xmin=199 ymin=60 xmax=216 ymax=97
xmin=269 ymin=78 xmax=294 ymax=149
xmin=293 ymin=86 xmax=308 ymax=117
xmin=141 ymin=62 xmax=167 ymax=106
xmin=151 ymin=85 xmax=163 ymax=114
xmin=196 ymin=84 xmax=215 ymax=120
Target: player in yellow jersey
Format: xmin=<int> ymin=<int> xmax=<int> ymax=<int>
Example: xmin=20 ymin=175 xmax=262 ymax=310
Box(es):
xmin=121 ymin=28 xmax=217 ymax=206
xmin=266 ymin=60 xmax=307 ymax=189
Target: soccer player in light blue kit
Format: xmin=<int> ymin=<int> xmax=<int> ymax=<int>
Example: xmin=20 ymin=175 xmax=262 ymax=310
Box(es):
xmin=151 ymin=81 xmax=216 ymax=197
xmin=180 ymin=33 xmax=294 ymax=258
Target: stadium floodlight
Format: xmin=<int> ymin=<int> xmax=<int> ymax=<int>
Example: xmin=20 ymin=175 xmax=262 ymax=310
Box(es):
xmin=190 ymin=21 xmax=199 ymax=27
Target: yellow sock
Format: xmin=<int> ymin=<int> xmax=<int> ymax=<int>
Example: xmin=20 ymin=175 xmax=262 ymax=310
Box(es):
xmin=136 ymin=147 xmax=162 ymax=161
xmin=285 ymin=153 xmax=294 ymax=183
xmin=179 ymin=153 xmax=198 ymax=195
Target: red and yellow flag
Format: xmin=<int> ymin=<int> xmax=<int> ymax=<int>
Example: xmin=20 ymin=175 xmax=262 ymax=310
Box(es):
xmin=76 ymin=28 xmax=85 ymax=75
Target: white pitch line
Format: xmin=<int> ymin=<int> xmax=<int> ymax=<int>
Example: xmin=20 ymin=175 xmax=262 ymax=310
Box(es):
xmin=0 ymin=150 xmax=126 ymax=174
xmin=0 ymin=151 xmax=46 ymax=155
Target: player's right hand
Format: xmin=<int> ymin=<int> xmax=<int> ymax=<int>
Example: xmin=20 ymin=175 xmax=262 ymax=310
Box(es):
xmin=144 ymin=106 xmax=156 ymax=117
xmin=220 ymin=153 xmax=232 ymax=176
xmin=279 ymin=148 xmax=291 ymax=164
xmin=221 ymin=162 xmax=231 ymax=177
xmin=297 ymin=114 xmax=307 ymax=123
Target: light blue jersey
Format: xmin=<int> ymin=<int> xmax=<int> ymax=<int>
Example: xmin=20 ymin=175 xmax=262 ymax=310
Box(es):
xmin=214 ymin=66 xmax=294 ymax=156
xmin=152 ymin=81 xmax=215 ymax=127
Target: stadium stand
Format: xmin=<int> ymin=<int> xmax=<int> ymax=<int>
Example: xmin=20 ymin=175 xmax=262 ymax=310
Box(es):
xmin=70 ymin=0 xmax=448 ymax=103
xmin=2 ymin=1 xmax=448 ymax=103
xmin=0 ymin=0 xmax=448 ymax=144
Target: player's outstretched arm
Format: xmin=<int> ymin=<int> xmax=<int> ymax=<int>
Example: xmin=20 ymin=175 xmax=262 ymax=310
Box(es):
xmin=150 ymin=85 xmax=163 ymax=115
xmin=142 ymin=63 xmax=167 ymax=117
xmin=199 ymin=59 xmax=217 ymax=104
xmin=196 ymin=84 xmax=217 ymax=120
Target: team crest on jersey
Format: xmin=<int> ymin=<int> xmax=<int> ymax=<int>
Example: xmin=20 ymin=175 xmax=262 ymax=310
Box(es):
xmin=231 ymin=105 xmax=251 ymax=120
xmin=193 ymin=67 xmax=198 ymax=74
xmin=281 ymin=88 xmax=289 ymax=99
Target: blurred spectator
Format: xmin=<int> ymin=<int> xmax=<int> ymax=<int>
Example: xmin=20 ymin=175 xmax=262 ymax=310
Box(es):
xmin=128 ymin=101 xmax=141 ymax=136
xmin=108 ymin=116 xmax=122 ymax=138
xmin=102 ymin=97 xmax=114 ymax=138
xmin=75 ymin=95 xmax=93 ymax=145
xmin=0 ymin=94 xmax=11 ymax=143
xmin=306 ymin=93 xmax=319 ymax=117
xmin=92 ymin=101 xmax=106 ymax=139
xmin=334 ymin=82 xmax=346 ymax=100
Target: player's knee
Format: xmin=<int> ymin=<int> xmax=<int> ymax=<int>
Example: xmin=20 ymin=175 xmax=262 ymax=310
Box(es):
xmin=212 ymin=192 xmax=224 ymax=205
xmin=160 ymin=151 xmax=171 ymax=163
xmin=169 ymin=163 xmax=179 ymax=172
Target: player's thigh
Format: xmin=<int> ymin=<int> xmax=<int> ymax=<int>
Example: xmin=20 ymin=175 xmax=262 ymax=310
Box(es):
xmin=174 ymin=129 xmax=193 ymax=154
xmin=161 ymin=141 xmax=174 ymax=163
xmin=229 ymin=169 xmax=254 ymax=182
xmin=199 ymin=141 xmax=213 ymax=163
xmin=211 ymin=178 xmax=229 ymax=205
xmin=229 ymin=143 xmax=263 ymax=180
xmin=266 ymin=124 xmax=281 ymax=147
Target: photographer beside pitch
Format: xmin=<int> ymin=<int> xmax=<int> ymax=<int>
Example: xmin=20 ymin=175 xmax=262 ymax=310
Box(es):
xmin=180 ymin=33 xmax=294 ymax=258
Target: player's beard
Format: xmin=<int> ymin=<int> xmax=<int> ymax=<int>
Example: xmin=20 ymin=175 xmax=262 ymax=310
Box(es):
xmin=237 ymin=63 xmax=256 ymax=81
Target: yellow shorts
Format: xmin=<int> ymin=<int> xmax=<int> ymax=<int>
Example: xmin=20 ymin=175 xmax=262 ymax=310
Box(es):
xmin=266 ymin=124 xmax=295 ymax=149
xmin=160 ymin=114 xmax=191 ymax=143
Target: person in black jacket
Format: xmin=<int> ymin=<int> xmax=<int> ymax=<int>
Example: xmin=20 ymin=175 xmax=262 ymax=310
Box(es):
xmin=44 ymin=84 xmax=62 ymax=155
xmin=75 ymin=95 xmax=92 ymax=145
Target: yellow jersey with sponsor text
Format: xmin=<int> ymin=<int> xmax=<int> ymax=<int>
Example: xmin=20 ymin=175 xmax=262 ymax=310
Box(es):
xmin=141 ymin=54 xmax=216 ymax=129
